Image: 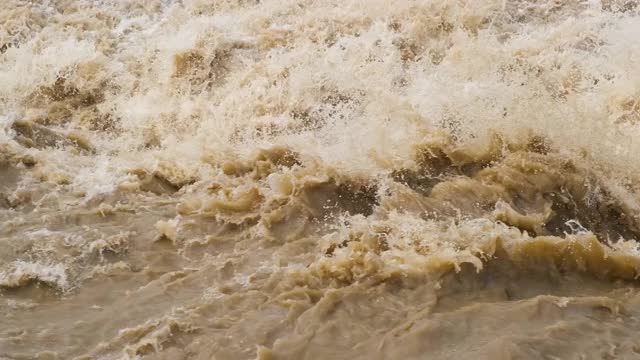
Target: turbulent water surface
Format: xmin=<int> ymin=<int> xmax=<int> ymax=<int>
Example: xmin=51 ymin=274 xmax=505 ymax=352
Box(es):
xmin=3 ymin=0 xmax=640 ymax=359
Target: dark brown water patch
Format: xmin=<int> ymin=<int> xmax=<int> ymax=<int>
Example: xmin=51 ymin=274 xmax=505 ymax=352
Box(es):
xmin=302 ymin=180 xmax=378 ymax=218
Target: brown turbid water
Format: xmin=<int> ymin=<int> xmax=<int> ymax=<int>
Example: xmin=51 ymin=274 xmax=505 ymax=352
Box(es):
xmin=3 ymin=0 xmax=640 ymax=359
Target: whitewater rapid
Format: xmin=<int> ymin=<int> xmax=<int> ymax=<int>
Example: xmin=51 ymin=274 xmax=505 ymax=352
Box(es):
xmin=3 ymin=0 xmax=640 ymax=359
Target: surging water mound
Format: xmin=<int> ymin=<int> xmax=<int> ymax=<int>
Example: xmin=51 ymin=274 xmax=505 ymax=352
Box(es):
xmin=5 ymin=132 xmax=640 ymax=359
xmin=4 ymin=0 xmax=640 ymax=359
